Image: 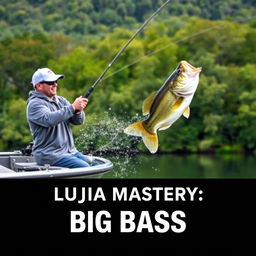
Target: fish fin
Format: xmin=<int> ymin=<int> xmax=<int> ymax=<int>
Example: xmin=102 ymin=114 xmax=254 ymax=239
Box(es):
xmin=124 ymin=121 xmax=144 ymax=137
xmin=171 ymin=97 xmax=184 ymax=111
xmin=143 ymin=132 xmax=158 ymax=154
xmin=142 ymin=92 xmax=157 ymax=116
xmin=183 ymin=106 xmax=190 ymax=119
xmin=124 ymin=121 xmax=158 ymax=154
xmin=158 ymin=124 xmax=172 ymax=131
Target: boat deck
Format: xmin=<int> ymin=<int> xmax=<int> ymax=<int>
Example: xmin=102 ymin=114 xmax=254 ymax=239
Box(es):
xmin=0 ymin=152 xmax=113 ymax=178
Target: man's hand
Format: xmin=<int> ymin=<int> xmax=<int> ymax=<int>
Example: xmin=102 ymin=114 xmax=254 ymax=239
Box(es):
xmin=72 ymin=96 xmax=88 ymax=114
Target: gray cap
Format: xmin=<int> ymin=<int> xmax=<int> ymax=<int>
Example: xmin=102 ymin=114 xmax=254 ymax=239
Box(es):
xmin=31 ymin=68 xmax=64 ymax=86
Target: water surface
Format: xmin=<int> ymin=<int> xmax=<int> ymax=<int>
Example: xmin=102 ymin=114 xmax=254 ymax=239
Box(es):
xmin=103 ymin=154 xmax=256 ymax=178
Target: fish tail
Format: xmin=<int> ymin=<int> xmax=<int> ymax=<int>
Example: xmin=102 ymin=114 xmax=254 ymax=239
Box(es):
xmin=124 ymin=121 xmax=158 ymax=154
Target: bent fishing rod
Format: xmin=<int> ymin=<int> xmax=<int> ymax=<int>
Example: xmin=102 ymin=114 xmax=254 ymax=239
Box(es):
xmin=83 ymin=0 xmax=171 ymax=98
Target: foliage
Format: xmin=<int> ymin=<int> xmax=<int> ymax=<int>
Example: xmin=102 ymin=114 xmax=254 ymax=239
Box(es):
xmin=0 ymin=5 xmax=256 ymax=153
xmin=0 ymin=0 xmax=255 ymax=40
xmin=0 ymin=98 xmax=31 ymax=150
xmin=0 ymin=33 xmax=55 ymax=98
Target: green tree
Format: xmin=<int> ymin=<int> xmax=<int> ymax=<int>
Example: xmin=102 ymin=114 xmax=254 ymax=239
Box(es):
xmin=0 ymin=34 xmax=54 ymax=98
xmin=0 ymin=98 xmax=31 ymax=150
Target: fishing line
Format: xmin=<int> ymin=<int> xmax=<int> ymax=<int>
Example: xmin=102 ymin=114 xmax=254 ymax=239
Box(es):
xmin=80 ymin=0 xmax=173 ymax=154
xmin=92 ymin=130 xmax=122 ymax=154
xmin=89 ymin=115 xmax=141 ymax=155
xmin=101 ymin=15 xmax=256 ymax=81
xmin=101 ymin=25 xmax=222 ymax=81
xmin=84 ymin=15 xmax=256 ymax=156
xmin=82 ymin=0 xmax=172 ymax=98
xmin=87 ymin=26 xmax=224 ymax=155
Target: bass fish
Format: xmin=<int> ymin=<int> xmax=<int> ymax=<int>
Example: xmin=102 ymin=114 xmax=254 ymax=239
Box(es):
xmin=124 ymin=60 xmax=202 ymax=153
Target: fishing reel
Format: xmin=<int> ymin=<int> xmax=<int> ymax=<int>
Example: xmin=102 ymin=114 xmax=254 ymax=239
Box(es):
xmin=21 ymin=142 xmax=33 ymax=156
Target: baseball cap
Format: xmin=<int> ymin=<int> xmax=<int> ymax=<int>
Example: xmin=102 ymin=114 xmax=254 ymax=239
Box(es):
xmin=31 ymin=68 xmax=64 ymax=86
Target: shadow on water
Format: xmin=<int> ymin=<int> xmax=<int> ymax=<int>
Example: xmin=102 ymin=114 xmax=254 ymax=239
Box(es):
xmin=103 ymin=153 xmax=256 ymax=179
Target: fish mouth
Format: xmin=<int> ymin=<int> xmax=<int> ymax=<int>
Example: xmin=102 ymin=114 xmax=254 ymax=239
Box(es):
xmin=180 ymin=60 xmax=202 ymax=73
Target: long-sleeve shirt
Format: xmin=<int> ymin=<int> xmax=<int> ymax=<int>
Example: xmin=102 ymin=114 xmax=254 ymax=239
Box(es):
xmin=26 ymin=90 xmax=85 ymax=165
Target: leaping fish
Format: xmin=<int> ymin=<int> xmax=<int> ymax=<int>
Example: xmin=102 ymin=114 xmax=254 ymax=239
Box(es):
xmin=124 ymin=60 xmax=202 ymax=153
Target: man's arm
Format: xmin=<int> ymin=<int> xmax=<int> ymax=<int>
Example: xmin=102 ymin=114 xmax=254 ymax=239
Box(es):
xmin=27 ymin=100 xmax=75 ymax=127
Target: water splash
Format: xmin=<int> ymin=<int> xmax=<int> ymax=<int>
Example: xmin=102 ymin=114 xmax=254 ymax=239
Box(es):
xmin=75 ymin=111 xmax=143 ymax=177
xmin=76 ymin=111 xmax=141 ymax=154
xmin=107 ymin=155 xmax=140 ymax=178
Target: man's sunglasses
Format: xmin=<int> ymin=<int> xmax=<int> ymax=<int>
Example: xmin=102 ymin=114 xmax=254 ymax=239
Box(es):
xmin=40 ymin=81 xmax=57 ymax=85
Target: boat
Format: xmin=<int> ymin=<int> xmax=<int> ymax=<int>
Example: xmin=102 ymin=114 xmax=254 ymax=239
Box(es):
xmin=0 ymin=145 xmax=113 ymax=179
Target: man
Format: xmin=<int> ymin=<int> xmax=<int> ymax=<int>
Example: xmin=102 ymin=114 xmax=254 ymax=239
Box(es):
xmin=27 ymin=67 xmax=92 ymax=168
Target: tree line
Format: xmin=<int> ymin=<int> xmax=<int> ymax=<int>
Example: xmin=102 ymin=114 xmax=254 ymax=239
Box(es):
xmin=0 ymin=0 xmax=255 ymax=40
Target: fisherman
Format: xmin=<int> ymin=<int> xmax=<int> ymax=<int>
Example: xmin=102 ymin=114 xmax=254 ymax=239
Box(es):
xmin=26 ymin=67 xmax=92 ymax=168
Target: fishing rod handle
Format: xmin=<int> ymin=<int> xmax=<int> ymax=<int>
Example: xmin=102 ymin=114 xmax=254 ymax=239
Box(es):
xmin=83 ymin=87 xmax=94 ymax=98
xmin=74 ymin=87 xmax=94 ymax=113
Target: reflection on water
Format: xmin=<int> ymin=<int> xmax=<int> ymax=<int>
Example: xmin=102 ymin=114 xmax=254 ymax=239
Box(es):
xmin=103 ymin=154 xmax=256 ymax=178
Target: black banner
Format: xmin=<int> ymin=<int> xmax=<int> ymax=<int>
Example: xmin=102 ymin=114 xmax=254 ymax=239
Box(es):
xmin=0 ymin=179 xmax=255 ymax=253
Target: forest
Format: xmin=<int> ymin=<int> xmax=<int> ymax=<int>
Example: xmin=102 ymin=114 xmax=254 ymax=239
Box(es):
xmin=0 ymin=0 xmax=256 ymax=154
xmin=1 ymin=0 xmax=255 ymax=40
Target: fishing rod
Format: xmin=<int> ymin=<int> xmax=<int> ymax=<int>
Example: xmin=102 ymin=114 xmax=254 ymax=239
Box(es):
xmin=83 ymin=0 xmax=171 ymax=98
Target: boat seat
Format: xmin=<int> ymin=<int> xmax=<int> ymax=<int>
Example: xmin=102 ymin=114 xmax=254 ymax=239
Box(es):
xmin=13 ymin=162 xmax=47 ymax=172
xmin=8 ymin=156 xmax=47 ymax=172
xmin=13 ymin=162 xmax=65 ymax=172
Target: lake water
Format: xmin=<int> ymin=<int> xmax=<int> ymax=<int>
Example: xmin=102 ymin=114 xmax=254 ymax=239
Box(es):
xmin=102 ymin=153 xmax=256 ymax=178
